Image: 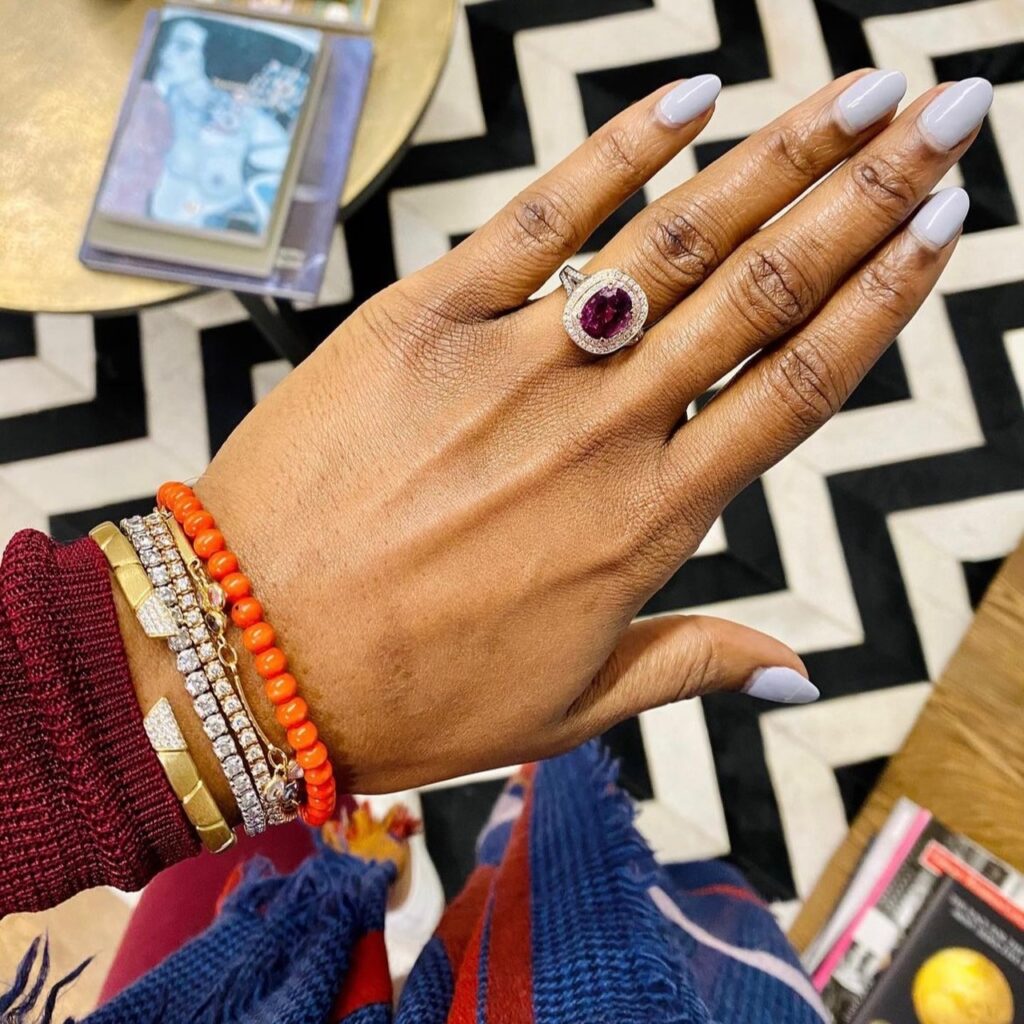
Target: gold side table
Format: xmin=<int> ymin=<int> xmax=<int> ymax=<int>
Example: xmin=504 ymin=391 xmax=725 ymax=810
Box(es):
xmin=0 ymin=0 xmax=456 ymax=317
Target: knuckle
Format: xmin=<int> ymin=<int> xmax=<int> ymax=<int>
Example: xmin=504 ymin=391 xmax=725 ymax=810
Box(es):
xmin=764 ymin=342 xmax=844 ymax=431
xmin=849 ymin=153 xmax=917 ymax=216
xmin=508 ymin=187 xmax=581 ymax=258
xmin=676 ymin=620 xmax=718 ymax=700
xmin=857 ymin=257 xmax=910 ymax=313
xmin=594 ymin=123 xmax=650 ymax=193
xmin=657 ymin=456 xmax=720 ymax=547
xmin=356 ymin=287 xmax=475 ymax=387
xmin=641 ymin=200 xmax=724 ymax=292
xmin=621 ymin=461 xmax=715 ymax=571
xmin=560 ymin=425 xmax=616 ymax=474
xmin=354 ymin=288 xmax=408 ymax=351
xmin=735 ymin=243 xmax=817 ymax=334
xmin=609 ymin=480 xmax=674 ymax=579
xmin=762 ymin=123 xmax=819 ymax=182
xmin=559 ymin=407 xmax=646 ymax=486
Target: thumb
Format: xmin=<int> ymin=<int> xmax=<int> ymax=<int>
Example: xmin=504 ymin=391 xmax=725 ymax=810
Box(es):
xmin=567 ymin=614 xmax=818 ymax=736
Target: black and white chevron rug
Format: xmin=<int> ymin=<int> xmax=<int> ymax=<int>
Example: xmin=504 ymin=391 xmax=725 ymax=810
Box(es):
xmin=1 ymin=0 xmax=1021 ymax=923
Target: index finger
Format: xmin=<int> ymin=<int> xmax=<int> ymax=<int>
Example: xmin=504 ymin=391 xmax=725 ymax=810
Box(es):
xmin=418 ymin=76 xmax=722 ymax=320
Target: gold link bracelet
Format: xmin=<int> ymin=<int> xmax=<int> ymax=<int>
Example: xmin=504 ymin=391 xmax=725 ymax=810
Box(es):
xmin=91 ymin=521 xmax=236 ymax=853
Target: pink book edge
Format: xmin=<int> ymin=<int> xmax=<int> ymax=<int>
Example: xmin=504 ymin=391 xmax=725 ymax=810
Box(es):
xmin=811 ymin=807 xmax=932 ymax=992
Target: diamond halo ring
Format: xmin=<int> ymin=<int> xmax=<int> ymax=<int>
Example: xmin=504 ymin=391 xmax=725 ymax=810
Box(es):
xmin=559 ymin=265 xmax=649 ymax=356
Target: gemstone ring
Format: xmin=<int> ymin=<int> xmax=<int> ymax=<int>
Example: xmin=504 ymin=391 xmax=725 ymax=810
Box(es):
xmin=559 ymin=265 xmax=649 ymax=356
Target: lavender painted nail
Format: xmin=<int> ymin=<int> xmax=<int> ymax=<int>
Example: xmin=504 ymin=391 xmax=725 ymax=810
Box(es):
xmin=835 ymin=69 xmax=907 ymax=133
xmin=742 ymin=667 xmax=820 ymax=704
xmin=657 ymin=74 xmax=722 ymax=126
xmin=909 ymin=187 xmax=969 ymax=248
xmin=919 ymin=77 xmax=993 ymax=150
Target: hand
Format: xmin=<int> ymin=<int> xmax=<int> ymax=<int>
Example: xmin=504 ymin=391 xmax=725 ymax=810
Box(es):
xmin=193 ymin=71 xmax=989 ymax=793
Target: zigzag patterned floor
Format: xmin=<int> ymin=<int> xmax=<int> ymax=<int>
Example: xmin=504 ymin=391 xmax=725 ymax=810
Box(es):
xmin=1 ymin=0 xmax=1022 ymax=920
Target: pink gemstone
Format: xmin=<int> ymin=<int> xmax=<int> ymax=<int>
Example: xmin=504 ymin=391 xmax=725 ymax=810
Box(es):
xmin=579 ymin=286 xmax=633 ymax=340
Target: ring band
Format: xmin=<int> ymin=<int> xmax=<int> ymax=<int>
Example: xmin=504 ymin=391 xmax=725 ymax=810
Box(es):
xmin=560 ymin=265 xmax=649 ymax=355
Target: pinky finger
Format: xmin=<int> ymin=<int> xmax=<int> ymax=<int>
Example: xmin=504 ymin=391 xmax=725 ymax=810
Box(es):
xmin=667 ymin=187 xmax=968 ymax=508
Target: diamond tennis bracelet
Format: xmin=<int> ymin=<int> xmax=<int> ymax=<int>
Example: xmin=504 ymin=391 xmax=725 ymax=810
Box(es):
xmin=122 ymin=512 xmax=276 ymax=835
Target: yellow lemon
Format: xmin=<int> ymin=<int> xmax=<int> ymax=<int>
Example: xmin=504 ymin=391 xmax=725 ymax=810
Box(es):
xmin=912 ymin=947 xmax=1014 ymax=1024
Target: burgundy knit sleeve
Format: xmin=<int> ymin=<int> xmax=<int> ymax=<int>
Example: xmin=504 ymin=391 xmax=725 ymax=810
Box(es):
xmin=0 ymin=530 xmax=199 ymax=916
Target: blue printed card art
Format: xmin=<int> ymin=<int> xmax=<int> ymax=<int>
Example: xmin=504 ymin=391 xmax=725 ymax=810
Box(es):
xmin=97 ymin=8 xmax=323 ymax=246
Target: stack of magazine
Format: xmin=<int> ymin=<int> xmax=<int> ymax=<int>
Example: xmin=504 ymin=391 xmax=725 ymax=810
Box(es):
xmin=81 ymin=4 xmax=373 ymax=301
xmin=804 ymin=799 xmax=1024 ymax=1023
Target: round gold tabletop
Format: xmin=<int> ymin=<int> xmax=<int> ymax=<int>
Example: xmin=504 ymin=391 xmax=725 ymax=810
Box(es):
xmin=0 ymin=0 xmax=455 ymax=315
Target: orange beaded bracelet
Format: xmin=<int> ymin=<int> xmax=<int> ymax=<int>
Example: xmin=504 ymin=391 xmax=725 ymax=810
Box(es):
xmin=158 ymin=481 xmax=337 ymax=825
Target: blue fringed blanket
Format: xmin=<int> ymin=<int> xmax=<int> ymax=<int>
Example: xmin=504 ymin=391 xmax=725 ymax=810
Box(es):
xmin=19 ymin=743 xmax=827 ymax=1023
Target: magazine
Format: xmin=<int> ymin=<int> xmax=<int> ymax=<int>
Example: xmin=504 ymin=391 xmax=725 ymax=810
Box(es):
xmin=803 ymin=798 xmax=927 ymax=979
xmin=851 ymin=877 xmax=1023 ymax=1023
xmin=815 ymin=803 xmax=1024 ymax=1023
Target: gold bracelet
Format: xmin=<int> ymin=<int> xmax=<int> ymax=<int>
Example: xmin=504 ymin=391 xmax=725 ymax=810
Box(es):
xmin=90 ymin=521 xmax=178 ymax=638
xmin=92 ymin=520 xmax=236 ymax=854
xmin=143 ymin=698 xmax=236 ymax=854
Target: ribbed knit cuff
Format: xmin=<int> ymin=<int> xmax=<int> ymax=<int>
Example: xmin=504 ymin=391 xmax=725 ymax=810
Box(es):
xmin=0 ymin=530 xmax=199 ymax=916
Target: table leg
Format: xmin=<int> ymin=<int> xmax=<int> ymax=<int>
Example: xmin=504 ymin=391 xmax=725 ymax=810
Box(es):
xmin=234 ymin=293 xmax=311 ymax=366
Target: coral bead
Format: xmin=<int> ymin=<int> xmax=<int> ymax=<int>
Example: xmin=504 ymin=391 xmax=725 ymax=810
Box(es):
xmin=254 ymin=646 xmax=286 ymax=678
xmin=231 ymin=596 xmax=263 ymax=629
xmin=221 ymin=572 xmax=251 ymax=601
xmin=306 ymin=781 xmax=336 ymax=803
xmin=207 ymin=550 xmax=238 ymax=580
xmin=173 ymin=494 xmax=202 ymax=521
xmin=158 ymin=482 xmax=189 ymax=509
xmin=303 ymin=762 xmax=333 ymax=787
xmin=276 ymin=697 xmax=307 ymax=729
xmin=183 ymin=510 xmax=214 ymax=538
xmin=309 ymin=768 xmax=335 ymax=788
xmin=300 ymin=805 xmax=328 ymax=827
xmin=306 ymin=772 xmax=335 ymax=791
xmin=194 ymin=529 xmax=225 ymax=559
xmin=243 ymin=621 xmax=275 ymax=654
xmin=287 ymin=721 xmax=318 ymax=751
xmin=264 ymin=673 xmax=297 ymax=705
xmin=297 ymin=742 xmax=328 ymax=771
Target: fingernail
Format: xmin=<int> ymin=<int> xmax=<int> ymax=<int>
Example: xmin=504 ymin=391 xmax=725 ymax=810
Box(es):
xmin=742 ymin=667 xmax=820 ymax=704
xmin=835 ymin=69 xmax=907 ymax=133
xmin=909 ymin=186 xmax=969 ymax=248
xmin=657 ymin=74 xmax=722 ymax=126
xmin=918 ymin=77 xmax=993 ymax=150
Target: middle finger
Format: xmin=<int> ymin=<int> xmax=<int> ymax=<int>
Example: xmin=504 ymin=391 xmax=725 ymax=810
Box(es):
xmin=568 ymin=69 xmax=908 ymax=326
